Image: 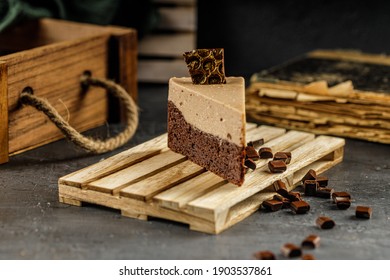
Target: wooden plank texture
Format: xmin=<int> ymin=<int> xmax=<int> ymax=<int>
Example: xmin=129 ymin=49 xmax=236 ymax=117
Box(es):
xmin=59 ymin=124 xmax=345 ymax=234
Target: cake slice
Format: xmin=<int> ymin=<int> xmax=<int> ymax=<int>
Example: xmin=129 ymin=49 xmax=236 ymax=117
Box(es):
xmin=167 ymin=76 xmax=246 ymax=185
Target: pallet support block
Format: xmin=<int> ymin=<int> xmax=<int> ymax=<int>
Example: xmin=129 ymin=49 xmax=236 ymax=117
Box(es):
xmin=59 ymin=124 xmax=345 ymax=234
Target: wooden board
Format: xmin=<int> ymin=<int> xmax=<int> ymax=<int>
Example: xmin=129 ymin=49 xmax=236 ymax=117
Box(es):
xmin=247 ymin=49 xmax=390 ymax=144
xmin=58 ymin=124 xmax=345 ymax=234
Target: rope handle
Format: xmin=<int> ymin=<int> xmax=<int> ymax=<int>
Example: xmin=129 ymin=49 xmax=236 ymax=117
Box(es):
xmin=19 ymin=73 xmax=139 ymax=154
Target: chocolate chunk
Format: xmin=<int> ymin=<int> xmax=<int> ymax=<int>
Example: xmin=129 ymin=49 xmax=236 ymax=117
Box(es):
xmin=355 ymin=206 xmax=372 ymax=219
xmin=259 ymin=147 xmax=273 ymax=159
xmin=304 ymin=180 xmax=318 ymax=196
xmin=301 ymin=234 xmax=320 ymax=249
xmin=281 ymin=243 xmax=302 ymax=258
xmin=183 ymin=48 xmax=226 ymax=85
xmin=247 ymin=138 xmax=264 ymax=149
xmin=316 ymin=216 xmax=336 ymax=229
xmin=335 ymin=197 xmax=351 ymax=210
xmin=273 ymin=180 xmax=289 ymax=197
xmin=315 ymin=187 xmax=333 ymax=199
xmin=290 ymin=200 xmax=310 ymax=214
xmin=302 ymin=254 xmax=316 ymax=260
xmin=268 ymin=160 xmax=287 ymax=173
xmin=332 ymin=191 xmax=351 ymax=202
xmin=316 ymin=176 xmax=329 ymax=187
xmin=245 ymin=145 xmax=260 ymax=160
xmin=262 ymin=199 xmax=283 ymax=212
xmin=273 ymin=194 xmax=290 ymax=208
xmin=253 ymin=250 xmax=276 ymax=260
xmin=287 ymin=191 xmax=302 ymax=202
xmin=244 ymin=158 xmax=257 ymax=171
xmin=301 ymin=169 xmax=317 ymax=183
xmin=273 ymin=152 xmax=288 ymax=163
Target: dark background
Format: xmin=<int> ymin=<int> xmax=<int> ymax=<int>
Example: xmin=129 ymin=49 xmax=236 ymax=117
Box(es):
xmin=197 ymin=0 xmax=390 ymax=81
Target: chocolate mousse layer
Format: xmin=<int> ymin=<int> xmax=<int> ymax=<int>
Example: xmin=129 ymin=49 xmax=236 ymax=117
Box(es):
xmin=168 ymin=101 xmax=245 ymax=185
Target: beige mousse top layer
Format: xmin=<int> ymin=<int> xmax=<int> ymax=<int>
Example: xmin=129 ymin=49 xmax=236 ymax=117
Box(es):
xmin=168 ymin=77 xmax=246 ymax=146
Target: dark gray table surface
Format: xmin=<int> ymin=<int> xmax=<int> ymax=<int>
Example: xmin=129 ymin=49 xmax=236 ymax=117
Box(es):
xmin=1 ymin=84 xmax=389 ymax=260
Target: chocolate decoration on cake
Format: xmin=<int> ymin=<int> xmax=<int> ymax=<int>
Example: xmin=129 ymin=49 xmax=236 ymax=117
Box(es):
xmin=183 ymin=48 xmax=227 ymax=85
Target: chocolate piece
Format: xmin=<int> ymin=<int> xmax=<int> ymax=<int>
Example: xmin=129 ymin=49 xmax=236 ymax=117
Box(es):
xmin=335 ymin=197 xmax=351 ymax=210
xmin=268 ymin=160 xmax=287 ymax=173
xmin=301 ymin=234 xmax=320 ymax=249
xmin=183 ymin=48 xmax=226 ymax=85
xmin=253 ymin=250 xmax=276 ymax=260
xmin=259 ymin=147 xmax=273 ymax=159
xmin=273 ymin=152 xmax=288 ymax=163
xmin=262 ymin=199 xmax=283 ymax=212
xmin=284 ymin=152 xmax=292 ymax=164
xmin=273 ymin=180 xmax=289 ymax=197
xmin=247 ymin=138 xmax=264 ymax=149
xmin=290 ymin=200 xmax=310 ymax=214
xmin=316 ymin=176 xmax=328 ymax=187
xmin=302 ymin=254 xmax=316 ymax=260
xmin=281 ymin=243 xmax=302 ymax=258
xmin=316 ymin=216 xmax=336 ymax=229
xmin=332 ymin=191 xmax=351 ymax=202
xmin=301 ymin=169 xmax=317 ymax=183
xmin=315 ymin=187 xmax=333 ymax=199
xmin=304 ymin=180 xmax=318 ymax=196
xmin=355 ymin=206 xmax=372 ymax=219
xmin=244 ymin=158 xmax=257 ymax=171
xmin=273 ymin=194 xmax=290 ymax=208
xmin=245 ymin=145 xmax=260 ymax=160
xmin=288 ymin=191 xmax=302 ymax=202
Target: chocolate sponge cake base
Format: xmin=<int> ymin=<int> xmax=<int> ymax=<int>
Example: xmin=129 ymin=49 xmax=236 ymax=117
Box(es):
xmin=168 ymin=101 xmax=245 ymax=186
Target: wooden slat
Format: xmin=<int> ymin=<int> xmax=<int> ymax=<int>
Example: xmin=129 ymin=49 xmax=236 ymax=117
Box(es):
xmin=158 ymin=7 xmax=196 ymax=31
xmin=0 ymin=62 xmax=8 ymax=164
xmin=120 ymin=160 xmax=204 ymax=201
xmin=87 ymin=150 xmax=186 ymax=194
xmin=59 ymin=134 xmax=168 ymax=187
xmin=186 ymin=134 xmax=342 ymax=220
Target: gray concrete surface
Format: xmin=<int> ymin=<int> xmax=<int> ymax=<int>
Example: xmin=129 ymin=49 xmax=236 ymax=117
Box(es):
xmin=0 ymin=84 xmax=389 ymax=260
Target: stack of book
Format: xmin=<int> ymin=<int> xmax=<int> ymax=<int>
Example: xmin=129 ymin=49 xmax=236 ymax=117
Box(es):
xmin=246 ymin=49 xmax=390 ymax=144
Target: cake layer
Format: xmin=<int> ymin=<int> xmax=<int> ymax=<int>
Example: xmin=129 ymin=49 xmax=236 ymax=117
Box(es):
xmin=168 ymin=101 xmax=245 ymax=185
xmin=168 ymin=77 xmax=246 ymax=146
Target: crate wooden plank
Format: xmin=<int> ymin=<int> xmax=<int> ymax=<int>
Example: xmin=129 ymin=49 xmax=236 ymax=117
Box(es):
xmin=59 ymin=124 xmax=345 ymax=234
xmin=0 ymin=62 xmax=8 ymax=163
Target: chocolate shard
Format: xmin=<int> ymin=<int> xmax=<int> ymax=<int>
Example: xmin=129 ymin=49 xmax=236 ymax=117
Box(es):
xmin=273 ymin=152 xmax=291 ymax=164
xmin=355 ymin=206 xmax=372 ymax=219
xmin=331 ymin=191 xmax=351 ymax=202
xmin=268 ymin=160 xmax=287 ymax=173
xmin=245 ymin=145 xmax=260 ymax=160
xmin=301 ymin=234 xmax=320 ymax=249
xmin=316 ymin=187 xmax=333 ymax=199
xmin=302 ymin=254 xmax=316 ymax=260
xmin=301 ymin=169 xmax=317 ymax=183
xmin=273 ymin=180 xmax=289 ymax=198
xmin=281 ymin=243 xmax=302 ymax=258
xmin=259 ymin=147 xmax=273 ymax=159
xmin=335 ymin=197 xmax=351 ymax=210
xmin=253 ymin=250 xmax=276 ymax=260
xmin=247 ymin=138 xmax=264 ymax=149
xmin=290 ymin=200 xmax=310 ymax=214
xmin=304 ymin=180 xmax=319 ymax=196
xmin=316 ymin=176 xmax=329 ymax=187
xmin=183 ymin=48 xmax=226 ymax=85
xmin=244 ymin=158 xmax=257 ymax=171
xmin=273 ymin=194 xmax=290 ymax=208
xmin=316 ymin=216 xmax=336 ymax=229
xmin=287 ymin=191 xmax=302 ymax=202
xmin=262 ymin=199 xmax=283 ymax=212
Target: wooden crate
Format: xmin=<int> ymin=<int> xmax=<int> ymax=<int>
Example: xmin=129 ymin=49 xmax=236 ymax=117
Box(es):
xmin=0 ymin=18 xmax=137 ymax=164
xmin=58 ymin=124 xmax=345 ymax=234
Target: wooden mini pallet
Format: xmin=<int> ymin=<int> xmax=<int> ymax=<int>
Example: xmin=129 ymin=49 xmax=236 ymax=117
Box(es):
xmin=58 ymin=124 xmax=345 ymax=234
